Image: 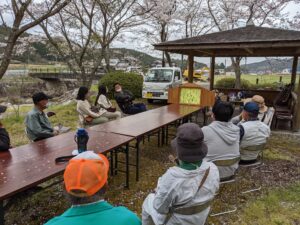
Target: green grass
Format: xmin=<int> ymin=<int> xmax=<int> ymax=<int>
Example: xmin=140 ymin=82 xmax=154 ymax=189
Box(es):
xmin=214 ymin=74 xmax=300 ymax=86
xmin=2 ymin=100 xmax=300 ymax=225
xmin=234 ymin=183 xmax=300 ymax=225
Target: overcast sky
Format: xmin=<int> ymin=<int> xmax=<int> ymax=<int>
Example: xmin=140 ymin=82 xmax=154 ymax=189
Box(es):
xmin=1 ymin=1 xmax=299 ymax=66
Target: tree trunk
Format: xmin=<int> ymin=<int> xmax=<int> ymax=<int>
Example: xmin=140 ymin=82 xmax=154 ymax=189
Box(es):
xmin=231 ymin=57 xmax=242 ymax=89
xmin=165 ymin=51 xmax=172 ymax=67
xmin=0 ymin=33 xmax=18 ymax=79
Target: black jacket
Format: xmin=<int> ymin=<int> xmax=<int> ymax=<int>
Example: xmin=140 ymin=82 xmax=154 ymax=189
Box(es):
xmin=0 ymin=128 xmax=10 ymax=151
xmin=114 ymin=90 xmax=135 ymax=112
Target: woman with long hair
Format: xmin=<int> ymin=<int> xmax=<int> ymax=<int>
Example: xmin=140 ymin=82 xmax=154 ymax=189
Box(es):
xmin=76 ymin=86 xmax=108 ymax=127
xmin=95 ymin=85 xmax=121 ymax=119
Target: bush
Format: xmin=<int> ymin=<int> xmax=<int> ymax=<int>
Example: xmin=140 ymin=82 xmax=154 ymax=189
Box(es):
xmin=215 ymin=77 xmax=252 ymax=89
xmin=99 ymin=71 xmax=143 ymax=98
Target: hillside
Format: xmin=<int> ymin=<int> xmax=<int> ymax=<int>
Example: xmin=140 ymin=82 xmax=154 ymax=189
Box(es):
xmin=240 ymin=58 xmax=300 ymax=73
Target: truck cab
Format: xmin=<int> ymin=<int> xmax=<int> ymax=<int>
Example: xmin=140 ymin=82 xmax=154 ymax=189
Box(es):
xmin=142 ymin=67 xmax=182 ymax=103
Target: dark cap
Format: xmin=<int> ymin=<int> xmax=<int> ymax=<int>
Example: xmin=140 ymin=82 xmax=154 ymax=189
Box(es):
xmin=32 ymin=92 xmax=51 ymax=105
xmin=171 ymin=123 xmax=207 ymax=163
xmin=244 ymin=102 xmax=259 ymax=115
xmin=0 ymin=105 xmax=7 ymax=113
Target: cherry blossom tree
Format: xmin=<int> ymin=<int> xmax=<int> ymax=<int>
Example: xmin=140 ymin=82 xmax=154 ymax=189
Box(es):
xmin=0 ymin=0 xmax=70 ymax=80
xmin=139 ymin=0 xmax=178 ymax=67
xmin=206 ymin=0 xmax=293 ymax=88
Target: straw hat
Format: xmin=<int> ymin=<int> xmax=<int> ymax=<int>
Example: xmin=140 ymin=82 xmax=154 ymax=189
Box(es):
xmin=252 ymin=95 xmax=268 ymax=113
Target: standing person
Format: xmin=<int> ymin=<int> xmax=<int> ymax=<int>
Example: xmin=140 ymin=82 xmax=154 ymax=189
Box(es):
xmin=114 ymin=83 xmax=146 ymax=115
xmin=76 ymin=87 xmax=109 ymax=127
xmin=202 ymin=102 xmax=240 ymax=181
xmin=25 ymin=92 xmax=57 ymax=142
xmin=0 ymin=105 xmax=10 ymax=151
xmin=238 ymin=102 xmax=271 ymax=163
xmin=142 ymin=123 xmax=219 ymax=225
xmin=44 ymin=151 xmax=141 ymax=225
xmin=95 ymin=85 xmax=121 ymax=120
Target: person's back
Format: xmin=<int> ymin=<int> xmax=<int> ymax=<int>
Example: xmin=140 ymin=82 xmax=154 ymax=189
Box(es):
xmin=45 ymin=201 xmax=140 ymax=225
xmin=203 ymin=102 xmax=240 ymax=180
xmin=44 ymin=151 xmax=141 ymax=225
xmin=239 ymin=102 xmax=271 ymax=162
xmin=142 ymin=123 xmax=219 ymax=225
xmin=203 ymin=121 xmax=240 ymax=179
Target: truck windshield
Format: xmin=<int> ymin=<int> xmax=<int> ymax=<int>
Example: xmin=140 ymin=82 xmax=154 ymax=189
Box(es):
xmin=144 ymin=69 xmax=173 ymax=83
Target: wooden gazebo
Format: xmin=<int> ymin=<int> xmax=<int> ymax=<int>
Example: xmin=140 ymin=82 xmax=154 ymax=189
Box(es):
xmin=154 ymin=25 xmax=300 ymax=131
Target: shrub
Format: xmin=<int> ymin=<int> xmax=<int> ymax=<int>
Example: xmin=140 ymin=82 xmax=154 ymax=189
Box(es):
xmin=99 ymin=71 xmax=143 ymax=98
xmin=215 ymin=77 xmax=252 ymax=89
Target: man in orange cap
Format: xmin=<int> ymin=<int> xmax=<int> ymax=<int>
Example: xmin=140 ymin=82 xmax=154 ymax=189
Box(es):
xmin=45 ymin=151 xmax=141 ymax=225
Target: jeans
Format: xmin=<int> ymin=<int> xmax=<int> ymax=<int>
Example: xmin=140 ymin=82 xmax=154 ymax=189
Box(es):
xmin=125 ymin=103 xmax=147 ymax=115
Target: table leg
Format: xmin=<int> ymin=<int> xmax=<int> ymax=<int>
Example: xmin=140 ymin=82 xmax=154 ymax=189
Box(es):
xmin=166 ymin=125 xmax=169 ymax=144
xmin=161 ymin=126 xmax=165 ymax=146
xmin=0 ymin=200 xmax=4 ymax=225
xmin=136 ymin=138 xmax=140 ymax=182
xmin=158 ymin=129 xmax=161 ymax=147
xmin=125 ymin=144 xmax=129 ymax=189
xmin=114 ymin=149 xmax=118 ymax=176
xmin=110 ymin=151 xmax=114 ymax=176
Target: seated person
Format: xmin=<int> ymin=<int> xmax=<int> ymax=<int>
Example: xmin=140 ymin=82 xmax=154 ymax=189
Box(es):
xmin=95 ymin=85 xmax=121 ymax=120
xmin=114 ymin=83 xmax=146 ymax=115
xmin=202 ymin=102 xmax=240 ymax=180
xmin=25 ymin=92 xmax=58 ymax=142
xmin=142 ymin=123 xmax=219 ymax=225
xmin=76 ymin=86 xmax=109 ymax=126
xmin=45 ymin=151 xmax=141 ymax=225
xmin=232 ymin=95 xmax=274 ymax=126
xmin=0 ymin=105 xmax=11 ymax=151
xmin=238 ymin=102 xmax=271 ymax=163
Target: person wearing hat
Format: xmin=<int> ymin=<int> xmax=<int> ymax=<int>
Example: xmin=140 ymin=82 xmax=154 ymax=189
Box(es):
xmin=0 ymin=105 xmax=11 ymax=151
xmin=202 ymin=101 xmax=240 ymax=181
xmin=45 ymin=151 xmax=141 ymax=225
xmin=231 ymin=95 xmax=274 ymax=126
xmin=238 ymin=102 xmax=270 ymax=163
xmin=25 ymin=92 xmax=58 ymax=142
xmin=142 ymin=123 xmax=219 ymax=225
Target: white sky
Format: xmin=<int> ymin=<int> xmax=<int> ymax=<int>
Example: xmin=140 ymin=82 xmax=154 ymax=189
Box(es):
xmin=1 ymin=1 xmax=299 ymax=65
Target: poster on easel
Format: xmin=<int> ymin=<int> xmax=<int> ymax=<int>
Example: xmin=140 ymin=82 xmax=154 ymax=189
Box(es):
xmin=168 ymin=83 xmax=215 ymax=107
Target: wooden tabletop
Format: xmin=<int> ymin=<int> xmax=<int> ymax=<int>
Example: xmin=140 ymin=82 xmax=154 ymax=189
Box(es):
xmin=0 ymin=131 xmax=134 ymax=201
xmin=90 ymin=104 xmax=201 ymax=137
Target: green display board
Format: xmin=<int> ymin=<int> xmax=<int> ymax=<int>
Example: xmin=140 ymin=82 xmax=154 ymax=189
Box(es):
xmin=179 ymin=88 xmax=201 ymax=105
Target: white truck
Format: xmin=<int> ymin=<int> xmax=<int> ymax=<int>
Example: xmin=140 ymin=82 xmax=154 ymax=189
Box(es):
xmin=142 ymin=67 xmax=182 ymax=103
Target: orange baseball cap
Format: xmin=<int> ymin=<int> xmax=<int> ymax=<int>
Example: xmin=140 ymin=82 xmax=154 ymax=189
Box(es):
xmin=64 ymin=151 xmax=109 ymax=197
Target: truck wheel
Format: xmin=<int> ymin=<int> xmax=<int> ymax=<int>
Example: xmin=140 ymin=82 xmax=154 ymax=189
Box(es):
xmin=147 ymin=99 xmax=154 ymax=104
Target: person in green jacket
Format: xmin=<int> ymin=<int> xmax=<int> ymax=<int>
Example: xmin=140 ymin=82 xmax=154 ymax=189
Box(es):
xmin=44 ymin=151 xmax=141 ymax=225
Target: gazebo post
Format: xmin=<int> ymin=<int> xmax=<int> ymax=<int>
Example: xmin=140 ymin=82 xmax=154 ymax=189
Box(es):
xmin=209 ymin=56 xmax=215 ymax=90
xmin=188 ymin=54 xmax=194 ymax=83
xmin=291 ymin=56 xmax=298 ymax=86
xmin=294 ymin=75 xmax=300 ymax=131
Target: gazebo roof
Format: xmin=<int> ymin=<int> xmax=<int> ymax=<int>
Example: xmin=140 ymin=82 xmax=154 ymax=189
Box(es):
xmin=154 ymin=26 xmax=300 ymax=57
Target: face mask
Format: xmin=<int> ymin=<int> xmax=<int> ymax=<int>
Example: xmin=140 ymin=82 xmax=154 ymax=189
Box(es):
xmin=116 ymin=88 xmax=122 ymax=92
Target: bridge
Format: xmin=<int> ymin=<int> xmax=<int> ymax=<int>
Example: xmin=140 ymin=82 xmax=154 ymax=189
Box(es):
xmin=28 ymin=69 xmax=106 ymax=91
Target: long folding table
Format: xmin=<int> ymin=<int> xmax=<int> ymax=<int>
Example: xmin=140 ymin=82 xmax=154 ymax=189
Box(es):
xmin=0 ymin=130 xmax=134 ymax=225
xmin=90 ymin=104 xmax=202 ymax=181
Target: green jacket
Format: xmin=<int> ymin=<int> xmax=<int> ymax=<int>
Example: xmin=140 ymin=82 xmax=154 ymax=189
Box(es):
xmin=44 ymin=201 xmax=141 ymax=225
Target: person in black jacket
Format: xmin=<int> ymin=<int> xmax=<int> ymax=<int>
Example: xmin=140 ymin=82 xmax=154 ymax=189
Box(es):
xmin=114 ymin=83 xmax=147 ymax=115
xmin=0 ymin=105 xmax=10 ymax=151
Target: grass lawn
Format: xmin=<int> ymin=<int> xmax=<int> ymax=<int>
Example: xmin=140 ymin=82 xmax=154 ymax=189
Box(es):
xmin=2 ymin=100 xmax=300 ymax=225
xmin=214 ymin=74 xmax=295 ymax=85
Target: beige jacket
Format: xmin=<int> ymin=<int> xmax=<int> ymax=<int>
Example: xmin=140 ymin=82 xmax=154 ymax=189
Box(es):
xmin=76 ymin=100 xmax=106 ymax=124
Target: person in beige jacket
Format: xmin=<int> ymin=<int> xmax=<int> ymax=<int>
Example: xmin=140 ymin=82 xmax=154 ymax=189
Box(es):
xmin=95 ymin=85 xmax=121 ymax=119
xmin=76 ymin=87 xmax=108 ymax=127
